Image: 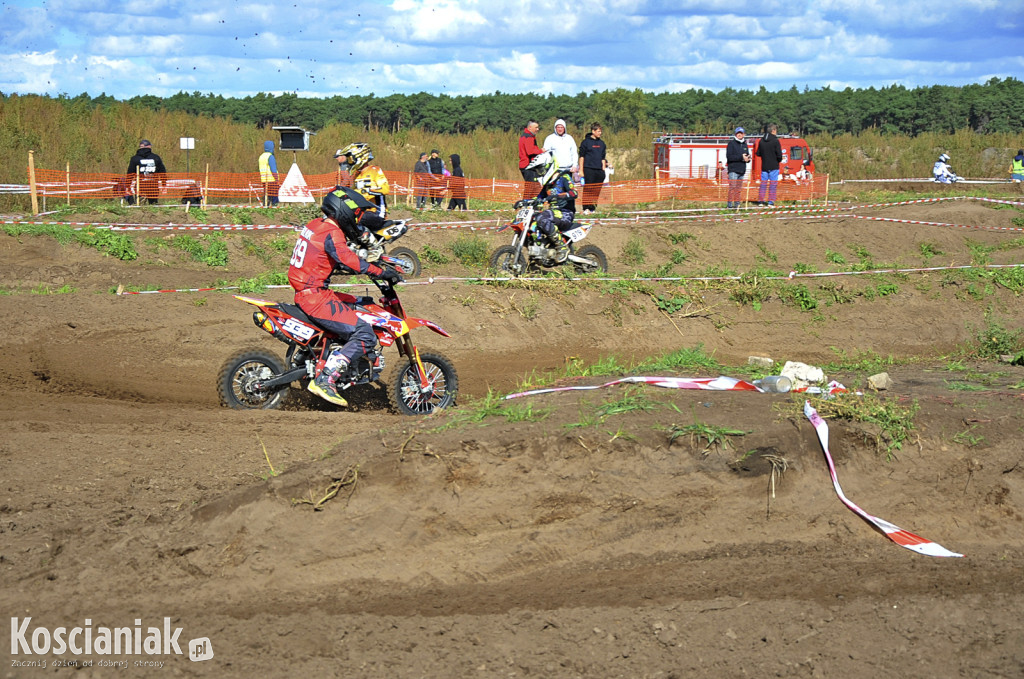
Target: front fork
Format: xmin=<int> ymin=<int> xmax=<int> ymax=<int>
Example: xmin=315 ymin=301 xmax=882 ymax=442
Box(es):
xmin=397 ymin=334 xmax=431 ymax=393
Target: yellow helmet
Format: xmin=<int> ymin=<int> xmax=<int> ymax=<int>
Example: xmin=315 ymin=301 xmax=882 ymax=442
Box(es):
xmin=338 ymin=142 xmax=373 ymax=175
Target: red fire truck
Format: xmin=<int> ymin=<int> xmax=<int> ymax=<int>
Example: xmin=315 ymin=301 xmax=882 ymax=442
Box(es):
xmin=653 ymin=133 xmax=814 ymax=180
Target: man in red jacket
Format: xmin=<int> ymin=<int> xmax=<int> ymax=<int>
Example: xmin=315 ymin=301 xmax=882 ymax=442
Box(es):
xmin=288 ymin=189 xmax=402 ymax=406
xmin=518 ymin=120 xmax=544 ymax=180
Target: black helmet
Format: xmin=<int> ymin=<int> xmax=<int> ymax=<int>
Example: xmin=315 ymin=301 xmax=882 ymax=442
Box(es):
xmin=321 ymin=187 xmax=375 ymax=224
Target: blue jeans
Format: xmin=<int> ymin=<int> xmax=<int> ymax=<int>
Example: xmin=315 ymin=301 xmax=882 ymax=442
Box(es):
xmin=727 ymin=171 xmax=744 ymax=206
xmin=759 ymin=169 xmax=779 ymax=202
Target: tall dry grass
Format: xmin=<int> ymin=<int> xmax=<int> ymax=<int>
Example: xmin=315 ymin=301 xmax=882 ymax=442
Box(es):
xmin=2 ymin=95 xmax=1022 ymax=183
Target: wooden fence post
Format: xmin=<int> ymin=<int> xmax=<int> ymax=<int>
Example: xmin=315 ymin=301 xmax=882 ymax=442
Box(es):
xmin=65 ymin=161 xmax=71 ymax=206
xmin=28 ymin=150 xmax=38 ymax=215
xmin=204 ymin=164 xmax=210 ymax=208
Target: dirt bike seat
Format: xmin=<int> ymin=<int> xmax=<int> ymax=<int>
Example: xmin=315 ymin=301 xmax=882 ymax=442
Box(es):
xmin=278 ymin=303 xmax=316 ymax=325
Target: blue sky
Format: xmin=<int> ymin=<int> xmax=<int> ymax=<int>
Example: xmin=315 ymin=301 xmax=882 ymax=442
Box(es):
xmin=1 ymin=0 xmax=1021 ymax=100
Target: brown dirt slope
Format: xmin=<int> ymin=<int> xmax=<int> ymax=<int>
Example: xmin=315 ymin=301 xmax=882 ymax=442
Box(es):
xmin=2 ymin=199 xmax=1023 ymax=678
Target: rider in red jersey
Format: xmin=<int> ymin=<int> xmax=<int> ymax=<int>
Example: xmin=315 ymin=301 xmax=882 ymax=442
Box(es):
xmin=288 ymin=188 xmax=402 ymax=406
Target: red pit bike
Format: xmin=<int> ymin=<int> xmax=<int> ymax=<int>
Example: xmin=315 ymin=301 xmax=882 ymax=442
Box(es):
xmin=490 ymin=198 xmax=608 ymax=276
xmin=218 ymin=261 xmax=457 ymax=416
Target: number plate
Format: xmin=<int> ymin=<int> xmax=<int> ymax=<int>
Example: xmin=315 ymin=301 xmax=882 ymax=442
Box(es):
xmin=563 ymin=226 xmax=588 ymax=242
xmin=281 ymin=318 xmax=316 ymax=341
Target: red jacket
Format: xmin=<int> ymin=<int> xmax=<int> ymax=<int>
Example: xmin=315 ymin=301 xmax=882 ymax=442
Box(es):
xmin=288 ymin=216 xmax=383 ymax=292
xmin=518 ymin=128 xmax=544 ymax=169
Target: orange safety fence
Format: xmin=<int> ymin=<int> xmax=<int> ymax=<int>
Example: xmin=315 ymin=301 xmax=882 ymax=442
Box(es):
xmin=30 ymin=167 xmax=828 ymax=206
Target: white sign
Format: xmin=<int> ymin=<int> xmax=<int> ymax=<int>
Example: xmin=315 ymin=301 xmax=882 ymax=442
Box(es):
xmin=278 ymin=163 xmax=315 ymax=203
xmin=179 ymin=137 xmax=195 ymax=150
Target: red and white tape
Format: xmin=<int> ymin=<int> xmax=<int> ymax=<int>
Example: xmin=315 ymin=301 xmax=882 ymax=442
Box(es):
xmin=803 ymin=400 xmax=962 ymax=557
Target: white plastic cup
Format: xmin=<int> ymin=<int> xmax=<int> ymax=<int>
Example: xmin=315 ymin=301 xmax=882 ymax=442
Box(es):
xmin=754 ymin=375 xmax=792 ymax=393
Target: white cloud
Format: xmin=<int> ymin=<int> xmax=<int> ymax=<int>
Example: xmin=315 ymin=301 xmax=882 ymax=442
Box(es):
xmin=0 ymin=0 xmax=1018 ymax=98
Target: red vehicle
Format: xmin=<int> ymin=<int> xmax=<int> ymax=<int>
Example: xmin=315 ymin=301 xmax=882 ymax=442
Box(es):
xmin=218 ymin=264 xmax=458 ymax=415
xmin=653 ymin=133 xmax=814 ymax=180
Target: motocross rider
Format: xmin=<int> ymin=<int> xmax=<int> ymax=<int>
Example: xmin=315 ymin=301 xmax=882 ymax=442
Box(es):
xmin=336 ymin=143 xmax=391 ymax=218
xmin=288 ymin=189 xmax=403 ymax=406
xmin=534 ymin=155 xmax=578 ymax=262
xmin=933 ymin=153 xmax=956 ymax=183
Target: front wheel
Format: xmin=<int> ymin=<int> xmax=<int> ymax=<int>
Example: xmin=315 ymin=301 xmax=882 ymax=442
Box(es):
xmin=387 ymin=352 xmax=458 ymax=415
xmin=218 ymin=349 xmax=288 ymax=410
xmin=490 ymin=245 xmax=528 ymax=277
xmin=388 ymin=246 xmax=422 ymax=278
xmin=572 ymin=244 xmax=608 ymax=274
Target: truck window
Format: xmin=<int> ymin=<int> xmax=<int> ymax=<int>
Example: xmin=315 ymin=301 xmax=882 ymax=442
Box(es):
xmin=791 ymin=147 xmax=805 ymax=160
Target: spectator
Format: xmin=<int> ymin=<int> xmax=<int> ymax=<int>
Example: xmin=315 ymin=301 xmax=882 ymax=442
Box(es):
xmin=258 ymin=140 xmax=279 ymax=206
xmin=518 ymin=119 xmax=545 ymax=187
xmin=578 ymin=122 xmax=607 ymax=214
xmin=756 ymin=123 xmax=783 ymax=206
xmin=1011 ymin=149 xmax=1024 ymax=183
xmin=413 ymin=152 xmax=430 ymax=209
xmin=447 ymin=154 xmax=467 ymax=211
xmin=334 ymin=148 xmax=352 ymax=186
xmin=427 ymin=149 xmax=446 ymax=207
xmin=543 ymin=118 xmax=579 ymax=174
xmin=725 ymin=127 xmax=750 ymax=209
xmin=125 ymin=139 xmax=166 ymax=205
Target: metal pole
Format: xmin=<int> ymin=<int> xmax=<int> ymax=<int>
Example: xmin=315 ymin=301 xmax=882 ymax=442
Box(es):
xmin=28 ymin=150 xmax=38 ymax=215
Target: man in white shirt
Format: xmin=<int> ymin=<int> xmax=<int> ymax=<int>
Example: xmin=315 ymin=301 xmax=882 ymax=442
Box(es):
xmin=543 ymin=119 xmax=579 ymax=174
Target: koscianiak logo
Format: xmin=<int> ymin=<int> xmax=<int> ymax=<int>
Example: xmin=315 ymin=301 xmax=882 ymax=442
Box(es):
xmin=10 ymin=617 xmax=214 ymax=668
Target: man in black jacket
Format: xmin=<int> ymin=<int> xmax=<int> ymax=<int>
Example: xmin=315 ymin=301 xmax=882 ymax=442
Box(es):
xmin=125 ymin=139 xmax=166 ymax=205
xmin=578 ymin=123 xmax=607 ymax=213
xmin=725 ymin=127 xmax=750 ymax=209
xmin=756 ymin=124 xmax=783 ymax=206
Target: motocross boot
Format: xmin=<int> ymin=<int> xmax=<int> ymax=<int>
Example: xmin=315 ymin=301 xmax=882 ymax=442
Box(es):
xmin=308 ymin=360 xmax=349 ymax=407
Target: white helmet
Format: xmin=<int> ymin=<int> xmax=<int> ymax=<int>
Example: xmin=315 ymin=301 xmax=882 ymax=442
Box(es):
xmin=526 ymin=151 xmax=551 ymax=171
xmin=939 ymin=153 xmax=950 ymax=163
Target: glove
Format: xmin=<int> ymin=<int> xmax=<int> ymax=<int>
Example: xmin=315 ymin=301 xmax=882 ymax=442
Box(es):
xmin=378 ymin=268 xmax=403 ymax=285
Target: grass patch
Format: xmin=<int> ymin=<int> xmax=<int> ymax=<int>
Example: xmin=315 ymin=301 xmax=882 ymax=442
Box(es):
xmin=421 ymin=244 xmax=451 ymax=264
xmin=797 ymin=393 xmax=919 ymax=456
xmin=449 ymin=234 xmax=490 ymax=267
xmin=823 ymin=348 xmax=899 ymax=374
xmin=170 ymin=233 xmax=229 ymax=267
xmin=636 ymin=344 xmax=722 ymax=373
xmin=621 ymin=235 xmax=647 ymax=266
xmin=668 ymin=420 xmax=749 ymax=455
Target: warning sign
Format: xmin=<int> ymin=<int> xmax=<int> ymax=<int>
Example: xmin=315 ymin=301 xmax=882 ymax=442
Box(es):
xmin=278 ymin=163 xmax=314 ymax=203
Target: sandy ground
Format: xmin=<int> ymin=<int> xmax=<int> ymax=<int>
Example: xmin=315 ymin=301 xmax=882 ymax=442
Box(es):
xmin=2 ymin=198 xmax=1024 ymax=678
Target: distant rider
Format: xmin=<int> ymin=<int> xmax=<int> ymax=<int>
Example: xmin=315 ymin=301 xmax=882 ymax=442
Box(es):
xmin=535 ymin=156 xmax=578 ymax=262
xmin=288 ymin=189 xmax=402 ymax=406
xmin=933 ymin=153 xmax=956 ymax=183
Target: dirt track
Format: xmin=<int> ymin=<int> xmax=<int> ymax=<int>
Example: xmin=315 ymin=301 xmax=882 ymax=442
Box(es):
xmin=2 ymin=199 xmax=1024 ymax=677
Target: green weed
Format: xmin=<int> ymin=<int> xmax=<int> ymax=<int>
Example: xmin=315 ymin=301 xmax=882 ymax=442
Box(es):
xmin=825 ymin=249 xmax=846 ymax=264
xmin=421 ymin=244 xmax=451 ymax=264
xmin=449 ymin=234 xmax=490 ymax=266
xmin=637 ymin=344 xmax=722 ymax=373
xmin=621 ymin=235 xmax=647 ymax=266
xmin=668 ymin=421 xmax=749 ymax=454
xmin=799 ymin=393 xmax=919 ymax=456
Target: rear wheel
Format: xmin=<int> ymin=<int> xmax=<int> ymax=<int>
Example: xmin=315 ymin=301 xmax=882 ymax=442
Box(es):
xmin=218 ymin=349 xmax=287 ymax=410
xmin=387 ymin=352 xmax=458 ymax=416
xmin=490 ymin=245 xmax=528 ymax=277
xmin=388 ymin=246 xmax=422 ymax=278
xmin=572 ymin=244 xmax=608 ymax=274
